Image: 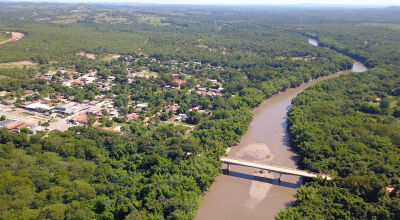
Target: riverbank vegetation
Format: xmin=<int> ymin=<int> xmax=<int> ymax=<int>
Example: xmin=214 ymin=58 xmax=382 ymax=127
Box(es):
xmin=278 ymin=68 xmax=400 ymax=219
xmin=277 ymin=8 xmax=400 ymax=219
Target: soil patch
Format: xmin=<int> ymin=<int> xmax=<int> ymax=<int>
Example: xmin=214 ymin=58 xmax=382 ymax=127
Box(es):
xmin=0 ymin=32 xmax=24 ymax=46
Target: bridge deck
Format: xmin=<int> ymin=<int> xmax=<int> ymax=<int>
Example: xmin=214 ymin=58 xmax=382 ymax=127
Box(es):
xmin=221 ymin=157 xmax=332 ymax=180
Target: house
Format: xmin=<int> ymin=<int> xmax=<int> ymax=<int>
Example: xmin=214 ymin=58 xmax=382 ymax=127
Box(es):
xmin=1 ymin=120 xmax=33 ymax=131
xmin=71 ymin=80 xmax=84 ymax=86
xmin=373 ymin=97 xmax=382 ymax=103
xmin=136 ymin=103 xmax=148 ymax=108
xmin=88 ymin=100 xmax=98 ymax=105
xmin=208 ymin=79 xmax=218 ymax=84
xmin=175 ymin=114 xmax=187 ymax=121
xmin=0 ymin=119 xmax=16 ymax=129
xmin=81 ymin=76 xmax=96 ymax=84
xmin=4 ymin=121 xmax=31 ymax=131
xmin=173 ymin=79 xmax=186 ymax=86
xmin=16 ymin=123 xmax=32 ymax=130
xmin=125 ymin=113 xmax=140 ymax=120
xmin=166 ymin=104 xmax=180 ymax=113
xmin=110 ymin=111 xmax=119 ymax=117
xmin=30 ymin=125 xmax=44 ymax=134
xmin=68 ymin=113 xmax=90 ymax=124
xmin=0 ymin=91 xmax=9 ymax=97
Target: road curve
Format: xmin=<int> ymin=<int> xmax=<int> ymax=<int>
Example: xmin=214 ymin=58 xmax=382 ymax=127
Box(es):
xmin=0 ymin=32 xmax=24 ymax=46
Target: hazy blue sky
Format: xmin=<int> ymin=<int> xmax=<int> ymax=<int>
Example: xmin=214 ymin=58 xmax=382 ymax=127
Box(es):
xmin=11 ymin=0 xmax=400 ymax=6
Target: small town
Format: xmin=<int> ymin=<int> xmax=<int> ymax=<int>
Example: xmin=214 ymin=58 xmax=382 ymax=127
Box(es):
xmin=0 ymin=54 xmax=224 ymax=133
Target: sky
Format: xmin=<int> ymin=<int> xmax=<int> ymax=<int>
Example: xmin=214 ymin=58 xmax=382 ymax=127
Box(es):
xmin=6 ymin=0 xmax=400 ymax=6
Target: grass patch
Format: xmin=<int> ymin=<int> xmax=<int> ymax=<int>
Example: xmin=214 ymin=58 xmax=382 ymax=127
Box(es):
xmin=361 ymin=23 xmax=400 ymax=31
xmin=0 ymin=61 xmax=37 ymax=69
xmin=0 ymin=32 xmax=10 ymax=42
xmin=101 ymin=54 xmax=121 ymax=61
xmin=136 ymin=14 xmax=169 ymax=26
xmin=21 ymin=112 xmax=35 ymax=116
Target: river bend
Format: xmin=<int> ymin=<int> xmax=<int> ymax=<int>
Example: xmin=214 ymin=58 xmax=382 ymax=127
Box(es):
xmin=195 ymin=38 xmax=367 ymax=220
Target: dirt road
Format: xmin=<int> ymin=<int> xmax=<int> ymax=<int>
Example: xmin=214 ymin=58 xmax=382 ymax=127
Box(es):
xmin=0 ymin=32 xmax=24 ymax=46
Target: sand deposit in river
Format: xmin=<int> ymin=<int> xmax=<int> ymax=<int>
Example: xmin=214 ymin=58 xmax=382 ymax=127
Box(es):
xmin=233 ymin=143 xmax=274 ymax=162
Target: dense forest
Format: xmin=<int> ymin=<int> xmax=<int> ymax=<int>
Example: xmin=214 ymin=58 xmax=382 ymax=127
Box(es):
xmin=275 ymin=7 xmax=400 ymax=219
xmin=0 ymin=126 xmax=220 ymax=219
xmin=278 ymin=69 xmax=400 ymax=219
xmin=1 ymin=2 xmax=400 ymax=219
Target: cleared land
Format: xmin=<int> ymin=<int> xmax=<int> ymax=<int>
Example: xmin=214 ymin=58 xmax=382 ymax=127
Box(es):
xmin=0 ymin=32 xmax=24 ymax=46
xmin=77 ymin=52 xmax=96 ymax=59
xmin=0 ymin=61 xmax=36 ymax=68
xmin=361 ymin=23 xmax=400 ymax=30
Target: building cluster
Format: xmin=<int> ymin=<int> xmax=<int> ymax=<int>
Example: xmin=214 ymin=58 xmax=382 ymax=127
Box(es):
xmin=195 ymin=87 xmax=224 ymax=96
xmin=0 ymin=119 xmax=44 ymax=134
xmin=17 ymin=98 xmax=121 ymax=127
xmin=0 ymin=54 xmax=226 ymax=133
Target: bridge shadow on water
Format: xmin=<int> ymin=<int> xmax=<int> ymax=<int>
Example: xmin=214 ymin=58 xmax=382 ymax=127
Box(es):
xmin=223 ymin=169 xmax=300 ymax=189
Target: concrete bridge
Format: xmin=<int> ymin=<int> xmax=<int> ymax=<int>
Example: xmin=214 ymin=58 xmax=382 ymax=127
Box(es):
xmin=221 ymin=157 xmax=332 ymax=183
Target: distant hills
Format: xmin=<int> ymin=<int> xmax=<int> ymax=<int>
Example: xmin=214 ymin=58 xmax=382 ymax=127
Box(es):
xmin=0 ymin=0 xmax=398 ymax=10
xmin=386 ymin=6 xmax=400 ymax=10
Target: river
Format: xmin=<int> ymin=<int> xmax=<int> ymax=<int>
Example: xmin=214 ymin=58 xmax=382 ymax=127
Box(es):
xmin=195 ymin=38 xmax=368 ymax=220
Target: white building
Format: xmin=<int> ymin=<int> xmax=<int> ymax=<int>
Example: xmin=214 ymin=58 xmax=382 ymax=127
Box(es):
xmin=24 ymin=103 xmax=54 ymax=113
xmin=136 ymin=103 xmax=149 ymax=108
xmin=175 ymin=114 xmax=187 ymax=121
xmin=81 ymin=76 xmax=96 ymax=84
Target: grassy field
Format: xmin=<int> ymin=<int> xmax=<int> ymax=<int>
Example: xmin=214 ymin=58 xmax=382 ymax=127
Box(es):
xmin=361 ymin=23 xmax=400 ymax=30
xmin=136 ymin=14 xmax=169 ymax=26
xmin=0 ymin=61 xmax=36 ymax=69
xmin=0 ymin=32 xmax=9 ymax=42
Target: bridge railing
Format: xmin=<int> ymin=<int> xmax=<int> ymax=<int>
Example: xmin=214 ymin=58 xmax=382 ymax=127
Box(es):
xmin=221 ymin=157 xmax=332 ymax=180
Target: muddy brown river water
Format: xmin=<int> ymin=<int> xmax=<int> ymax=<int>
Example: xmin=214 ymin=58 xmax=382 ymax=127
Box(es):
xmin=195 ymin=38 xmax=367 ymax=220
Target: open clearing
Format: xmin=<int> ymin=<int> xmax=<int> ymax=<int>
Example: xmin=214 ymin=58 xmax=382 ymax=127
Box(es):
xmin=77 ymin=52 xmax=96 ymax=59
xmin=0 ymin=61 xmax=36 ymax=68
xmin=361 ymin=23 xmax=400 ymax=30
xmin=0 ymin=32 xmax=24 ymax=46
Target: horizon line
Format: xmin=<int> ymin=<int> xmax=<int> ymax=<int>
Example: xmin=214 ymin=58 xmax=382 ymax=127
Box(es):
xmin=0 ymin=1 xmax=398 ymax=7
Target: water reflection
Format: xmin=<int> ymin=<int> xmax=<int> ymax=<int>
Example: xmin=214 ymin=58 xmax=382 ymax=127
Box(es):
xmin=308 ymin=38 xmax=319 ymax=46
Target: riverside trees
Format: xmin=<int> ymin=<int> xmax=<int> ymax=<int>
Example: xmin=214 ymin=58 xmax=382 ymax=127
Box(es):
xmin=278 ymin=69 xmax=400 ymax=219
